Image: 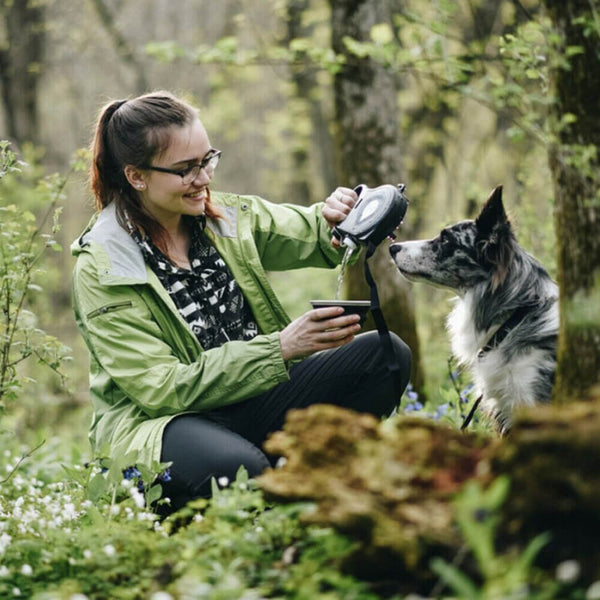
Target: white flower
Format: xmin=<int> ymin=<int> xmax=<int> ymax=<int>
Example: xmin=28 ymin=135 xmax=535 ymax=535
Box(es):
xmin=20 ymin=564 xmax=32 ymax=576
xmin=69 ymin=594 xmax=90 ymax=600
xmin=83 ymin=549 xmax=92 ymax=560
xmin=150 ymin=593 xmax=174 ymax=600
xmin=556 ymin=559 xmax=580 ymax=583
xmin=130 ymin=487 xmax=145 ymax=509
xmin=103 ymin=544 xmax=116 ymax=557
xmin=12 ymin=588 xmax=21 ymax=597
xmin=217 ymin=476 xmax=229 ymax=487
xmin=587 ymin=581 xmax=600 ymax=600
xmin=0 ymin=565 xmax=9 ymax=577
xmin=120 ymin=478 xmax=133 ymax=489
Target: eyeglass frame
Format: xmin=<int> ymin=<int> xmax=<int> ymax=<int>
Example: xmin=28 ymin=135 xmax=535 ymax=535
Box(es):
xmin=145 ymin=150 xmax=222 ymax=184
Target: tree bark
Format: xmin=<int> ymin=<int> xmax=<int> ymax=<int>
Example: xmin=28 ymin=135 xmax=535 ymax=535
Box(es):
xmin=0 ymin=0 xmax=45 ymax=146
xmin=543 ymin=0 xmax=600 ymax=401
xmin=89 ymin=0 xmax=149 ymax=95
xmin=285 ymin=0 xmax=337 ymax=205
xmin=329 ymin=0 xmax=425 ymax=396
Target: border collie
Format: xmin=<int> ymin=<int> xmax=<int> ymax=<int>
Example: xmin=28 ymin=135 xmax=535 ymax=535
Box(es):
xmin=389 ymin=186 xmax=558 ymax=432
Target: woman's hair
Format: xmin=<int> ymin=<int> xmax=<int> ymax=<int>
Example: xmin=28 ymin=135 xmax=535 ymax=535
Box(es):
xmin=90 ymin=91 xmax=222 ymax=249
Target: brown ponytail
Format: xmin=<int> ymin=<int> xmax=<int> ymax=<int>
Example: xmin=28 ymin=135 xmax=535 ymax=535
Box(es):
xmin=89 ymin=91 xmax=223 ymax=249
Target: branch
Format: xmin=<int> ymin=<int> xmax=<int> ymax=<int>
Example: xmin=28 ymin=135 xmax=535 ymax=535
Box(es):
xmin=0 ymin=439 xmax=45 ymax=485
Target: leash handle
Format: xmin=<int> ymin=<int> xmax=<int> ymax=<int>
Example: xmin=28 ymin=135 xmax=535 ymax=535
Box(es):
xmin=363 ymin=242 xmax=401 ymax=397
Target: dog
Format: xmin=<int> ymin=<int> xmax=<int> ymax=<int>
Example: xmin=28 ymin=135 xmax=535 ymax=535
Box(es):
xmin=389 ymin=186 xmax=558 ymax=432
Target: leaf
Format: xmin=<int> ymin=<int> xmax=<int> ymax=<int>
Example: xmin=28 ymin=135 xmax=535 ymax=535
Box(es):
xmin=370 ymin=23 xmax=394 ymax=45
xmin=88 ymin=471 xmax=108 ymax=502
xmin=430 ymin=557 xmax=481 ymax=599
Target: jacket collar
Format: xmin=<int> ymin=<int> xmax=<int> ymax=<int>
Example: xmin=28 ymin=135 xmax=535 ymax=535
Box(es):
xmin=72 ymin=202 xmax=149 ymax=284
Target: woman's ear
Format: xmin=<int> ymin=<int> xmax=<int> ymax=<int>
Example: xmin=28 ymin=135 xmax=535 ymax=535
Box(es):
xmin=123 ymin=165 xmax=147 ymax=191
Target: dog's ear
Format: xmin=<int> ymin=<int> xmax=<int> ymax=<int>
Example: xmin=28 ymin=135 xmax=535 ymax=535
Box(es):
xmin=476 ymin=186 xmax=507 ymax=233
xmin=476 ymin=186 xmax=514 ymax=291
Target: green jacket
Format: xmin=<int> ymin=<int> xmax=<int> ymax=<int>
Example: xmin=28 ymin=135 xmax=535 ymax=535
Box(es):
xmin=71 ymin=191 xmax=346 ymax=466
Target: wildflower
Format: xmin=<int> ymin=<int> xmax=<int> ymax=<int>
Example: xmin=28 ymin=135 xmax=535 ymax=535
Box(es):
xmin=130 ymin=487 xmax=145 ymax=509
xmin=122 ymin=466 xmax=142 ymax=480
xmin=405 ymin=383 xmax=419 ymax=401
xmin=0 ymin=532 xmax=12 ymax=555
xmin=151 ymin=593 xmax=174 ymax=600
xmin=121 ymin=478 xmax=134 ymax=489
xmin=433 ymin=403 xmax=449 ymax=421
xmin=13 ymin=588 xmax=21 ymax=597
xmin=158 ymin=468 xmax=172 ymax=483
xmin=20 ymin=565 xmax=32 ymax=576
xmin=103 ymin=544 xmax=116 ymax=557
xmin=587 ymin=581 xmax=600 ymax=600
xmin=83 ymin=549 xmax=92 ymax=560
xmin=404 ymin=401 xmax=424 ymax=413
xmin=0 ymin=565 xmax=9 ymax=577
xmin=218 ymin=476 xmax=229 ymax=487
xmin=556 ymin=559 xmax=580 ymax=583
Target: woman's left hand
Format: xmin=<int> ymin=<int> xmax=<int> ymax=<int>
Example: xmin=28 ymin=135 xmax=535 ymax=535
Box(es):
xmin=322 ymin=186 xmax=358 ymax=246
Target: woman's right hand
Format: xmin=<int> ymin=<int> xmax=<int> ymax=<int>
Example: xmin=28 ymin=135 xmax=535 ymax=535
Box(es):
xmin=279 ymin=306 xmax=361 ymax=361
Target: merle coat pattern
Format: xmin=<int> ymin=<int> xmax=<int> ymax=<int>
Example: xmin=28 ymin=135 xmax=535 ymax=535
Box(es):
xmin=389 ymin=186 xmax=558 ymax=432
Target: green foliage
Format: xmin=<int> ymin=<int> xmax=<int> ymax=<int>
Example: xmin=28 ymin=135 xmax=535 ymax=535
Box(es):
xmin=431 ymin=477 xmax=552 ymax=599
xmin=0 ymin=143 xmax=71 ymax=415
xmin=0 ymin=433 xmax=378 ymax=600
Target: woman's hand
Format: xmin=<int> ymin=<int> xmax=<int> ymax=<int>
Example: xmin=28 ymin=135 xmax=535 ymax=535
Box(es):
xmin=322 ymin=186 xmax=358 ymax=247
xmin=279 ymin=306 xmax=361 ymax=361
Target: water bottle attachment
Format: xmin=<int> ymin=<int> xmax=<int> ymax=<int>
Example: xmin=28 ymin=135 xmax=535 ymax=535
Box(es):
xmin=332 ymin=183 xmax=409 ymax=250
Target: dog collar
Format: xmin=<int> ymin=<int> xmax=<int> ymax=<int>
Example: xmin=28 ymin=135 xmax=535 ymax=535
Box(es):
xmin=477 ymin=304 xmax=533 ymax=358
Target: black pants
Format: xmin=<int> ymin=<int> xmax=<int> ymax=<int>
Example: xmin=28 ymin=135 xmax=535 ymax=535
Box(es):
xmin=160 ymin=331 xmax=411 ymax=512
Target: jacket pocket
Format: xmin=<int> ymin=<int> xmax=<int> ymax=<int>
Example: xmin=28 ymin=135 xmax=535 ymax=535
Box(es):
xmin=86 ymin=301 xmax=133 ymax=319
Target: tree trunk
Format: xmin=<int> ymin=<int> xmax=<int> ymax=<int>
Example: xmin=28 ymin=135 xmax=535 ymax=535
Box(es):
xmin=543 ymin=0 xmax=600 ymax=401
xmin=329 ymin=0 xmax=425 ymax=396
xmin=285 ymin=0 xmax=337 ymax=205
xmin=0 ymin=0 xmax=45 ymax=147
xmin=89 ymin=0 xmax=149 ymax=95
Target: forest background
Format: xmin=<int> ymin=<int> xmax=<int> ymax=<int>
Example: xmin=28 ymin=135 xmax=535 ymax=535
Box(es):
xmin=0 ymin=0 xmax=599 ymax=598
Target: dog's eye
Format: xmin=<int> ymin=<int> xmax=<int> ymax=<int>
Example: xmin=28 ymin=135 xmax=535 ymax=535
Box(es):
xmin=440 ymin=231 xmax=453 ymax=247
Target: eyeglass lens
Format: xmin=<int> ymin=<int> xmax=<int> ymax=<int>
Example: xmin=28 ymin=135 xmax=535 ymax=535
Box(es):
xmin=182 ymin=153 xmax=220 ymax=184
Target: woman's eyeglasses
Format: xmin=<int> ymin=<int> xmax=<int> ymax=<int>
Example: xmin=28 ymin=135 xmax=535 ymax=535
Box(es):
xmin=147 ymin=150 xmax=222 ymax=185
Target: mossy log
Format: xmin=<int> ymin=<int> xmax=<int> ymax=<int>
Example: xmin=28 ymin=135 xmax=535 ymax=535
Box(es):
xmin=259 ymin=399 xmax=600 ymax=591
xmin=259 ymin=404 xmax=492 ymax=589
xmin=493 ymin=395 xmax=600 ymax=581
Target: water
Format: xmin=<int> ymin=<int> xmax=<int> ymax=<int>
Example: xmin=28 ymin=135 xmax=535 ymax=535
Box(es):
xmin=335 ymin=246 xmax=354 ymax=300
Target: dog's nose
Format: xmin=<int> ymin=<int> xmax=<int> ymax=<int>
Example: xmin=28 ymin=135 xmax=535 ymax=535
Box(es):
xmin=389 ymin=243 xmax=402 ymax=257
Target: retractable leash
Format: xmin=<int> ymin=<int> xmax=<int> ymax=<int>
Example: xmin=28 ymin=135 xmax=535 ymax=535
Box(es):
xmin=332 ymin=183 xmax=409 ymax=402
xmin=363 ymin=240 xmax=402 ymax=398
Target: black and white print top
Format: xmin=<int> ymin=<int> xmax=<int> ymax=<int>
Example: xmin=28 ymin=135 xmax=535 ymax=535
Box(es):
xmin=130 ymin=217 xmax=259 ymax=350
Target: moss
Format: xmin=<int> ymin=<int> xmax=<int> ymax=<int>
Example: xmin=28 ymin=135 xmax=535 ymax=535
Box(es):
xmin=259 ymin=404 xmax=490 ymax=586
xmin=492 ymin=396 xmax=600 ymax=581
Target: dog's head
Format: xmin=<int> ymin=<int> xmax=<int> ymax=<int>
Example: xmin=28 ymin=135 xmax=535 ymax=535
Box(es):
xmin=389 ymin=186 xmax=516 ymax=293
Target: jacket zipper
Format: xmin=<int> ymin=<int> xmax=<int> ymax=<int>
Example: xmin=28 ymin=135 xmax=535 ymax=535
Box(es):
xmin=87 ymin=301 xmax=133 ymax=319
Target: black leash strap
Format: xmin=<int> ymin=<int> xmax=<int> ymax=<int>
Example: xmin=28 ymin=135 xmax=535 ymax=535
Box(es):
xmin=461 ymin=394 xmax=483 ymax=430
xmin=363 ymin=242 xmax=401 ymax=397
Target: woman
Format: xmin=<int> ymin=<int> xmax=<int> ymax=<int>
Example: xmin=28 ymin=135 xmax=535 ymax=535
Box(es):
xmin=72 ymin=91 xmax=411 ymax=513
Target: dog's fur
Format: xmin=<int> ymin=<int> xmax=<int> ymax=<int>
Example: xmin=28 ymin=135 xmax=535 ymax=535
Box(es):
xmin=389 ymin=186 xmax=558 ymax=432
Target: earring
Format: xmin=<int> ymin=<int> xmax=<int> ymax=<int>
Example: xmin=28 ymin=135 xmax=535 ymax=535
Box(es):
xmin=136 ymin=184 xmax=146 ymax=190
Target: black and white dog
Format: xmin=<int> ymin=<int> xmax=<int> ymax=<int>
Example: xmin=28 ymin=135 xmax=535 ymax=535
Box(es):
xmin=389 ymin=186 xmax=558 ymax=432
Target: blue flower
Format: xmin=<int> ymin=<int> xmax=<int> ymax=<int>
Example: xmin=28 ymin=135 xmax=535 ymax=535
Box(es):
xmin=404 ymin=401 xmax=424 ymax=413
xmin=123 ymin=466 xmax=142 ymax=480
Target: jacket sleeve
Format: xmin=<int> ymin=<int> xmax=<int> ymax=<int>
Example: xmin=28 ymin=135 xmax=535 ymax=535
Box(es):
xmin=73 ymin=255 xmax=290 ymax=419
xmin=247 ymin=196 xmax=349 ymax=271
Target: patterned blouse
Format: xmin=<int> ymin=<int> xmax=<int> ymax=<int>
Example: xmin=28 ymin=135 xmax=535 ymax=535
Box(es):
xmin=130 ymin=216 xmax=259 ymax=350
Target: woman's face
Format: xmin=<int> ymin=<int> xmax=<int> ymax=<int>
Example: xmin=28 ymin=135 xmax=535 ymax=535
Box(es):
xmin=139 ymin=118 xmax=214 ymax=228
